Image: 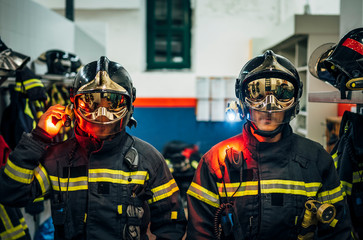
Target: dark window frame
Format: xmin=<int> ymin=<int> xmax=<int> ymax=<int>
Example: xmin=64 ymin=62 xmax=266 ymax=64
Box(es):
xmin=146 ymin=0 xmax=191 ymax=70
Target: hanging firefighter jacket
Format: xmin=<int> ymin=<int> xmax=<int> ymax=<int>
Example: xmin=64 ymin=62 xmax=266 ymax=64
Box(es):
xmin=0 ymin=134 xmax=10 ymax=168
xmin=0 ymin=135 xmax=31 ymax=240
xmin=0 ymin=126 xmax=187 ymax=240
xmin=0 ymin=66 xmax=47 ymax=150
xmin=331 ymin=111 xmax=363 ymax=240
xmin=162 ymin=140 xmax=201 ymax=208
xmin=186 ymin=123 xmax=352 ymax=240
xmin=0 ymin=204 xmax=31 ymax=240
xmin=46 ymin=83 xmax=73 ymax=142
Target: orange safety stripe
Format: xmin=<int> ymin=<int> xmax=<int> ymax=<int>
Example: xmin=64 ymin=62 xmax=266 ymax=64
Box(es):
xmin=133 ymin=98 xmax=197 ymax=108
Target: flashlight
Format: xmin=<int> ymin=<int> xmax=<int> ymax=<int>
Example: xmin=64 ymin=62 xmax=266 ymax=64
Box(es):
xmin=225 ymin=101 xmax=240 ymax=122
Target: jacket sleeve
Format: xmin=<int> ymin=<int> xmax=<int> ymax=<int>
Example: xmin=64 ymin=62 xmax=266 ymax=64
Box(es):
xmin=186 ymin=155 xmax=220 ymax=240
xmin=315 ymin=148 xmax=353 ymax=240
xmin=147 ymin=151 xmax=187 ymax=240
xmin=0 ymin=132 xmax=51 ymax=207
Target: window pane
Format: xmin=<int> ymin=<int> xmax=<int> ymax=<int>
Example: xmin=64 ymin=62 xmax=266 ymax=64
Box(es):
xmin=155 ymin=33 xmax=167 ymax=62
xmin=155 ymin=0 xmax=167 ymax=25
xmin=171 ymin=33 xmax=183 ymax=63
xmin=172 ymin=0 xmax=184 ymax=26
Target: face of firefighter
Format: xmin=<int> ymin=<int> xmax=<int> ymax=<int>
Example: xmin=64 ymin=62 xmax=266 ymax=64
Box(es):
xmin=251 ymin=110 xmax=285 ymax=132
xmin=74 ymin=92 xmax=129 ymax=140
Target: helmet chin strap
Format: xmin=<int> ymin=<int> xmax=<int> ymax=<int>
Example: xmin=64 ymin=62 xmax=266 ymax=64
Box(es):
xmin=248 ymin=121 xmax=286 ymax=138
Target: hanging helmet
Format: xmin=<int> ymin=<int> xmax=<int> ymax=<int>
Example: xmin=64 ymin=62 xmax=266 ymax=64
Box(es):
xmin=308 ymin=28 xmax=363 ymax=97
xmin=235 ymin=50 xmax=302 ymax=125
xmin=70 ymin=56 xmax=137 ymax=139
xmin=0 ymin=38 xmax=30 ymax=77
xmin=162 ymin=140 xmax=200 ymax=175
xmin=37 ymin=50 xmax=82 ymax=76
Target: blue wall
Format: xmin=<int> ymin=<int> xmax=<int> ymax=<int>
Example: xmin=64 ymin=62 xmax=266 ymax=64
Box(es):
xmin=128 ymin=107 xmax=244 ymax=155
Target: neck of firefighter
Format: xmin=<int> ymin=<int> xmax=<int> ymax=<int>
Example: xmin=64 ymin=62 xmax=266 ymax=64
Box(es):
xmin=250 ymin=110 xmax=284 ymax=143
xmin=250 ymin=125 xmax=282 ymax=143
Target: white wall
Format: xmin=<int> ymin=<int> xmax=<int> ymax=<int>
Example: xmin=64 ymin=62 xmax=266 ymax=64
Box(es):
xmin=0 ymin=0 xmax=105 ymax=69
xmin=3 ymin=0 xmax=341 ymax=98
xmin=32 ymin=0 xmax=340 ymax=98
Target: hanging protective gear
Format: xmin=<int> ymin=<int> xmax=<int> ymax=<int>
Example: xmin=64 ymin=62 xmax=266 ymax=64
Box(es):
xmin=70 ymin=56 xmax=136 ymax=139
xmin=0 ymin=38 xmax=30 ymax=77
xmin=331 ymin=111 xmax=363 ymax=239
xmin=162 ymin=141 xmax=201 ymax=207
xmin=308 ymin=28 xmax=363 ymax=98
xmin=36 ymin=50 xmax=82 ymax=76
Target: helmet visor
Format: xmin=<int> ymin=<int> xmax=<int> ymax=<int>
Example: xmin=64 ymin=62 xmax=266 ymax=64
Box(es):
xmin=244 ymin=78 xmax=295 ymax=111
xmin=76 ymin=92 xmax=128 ymax=123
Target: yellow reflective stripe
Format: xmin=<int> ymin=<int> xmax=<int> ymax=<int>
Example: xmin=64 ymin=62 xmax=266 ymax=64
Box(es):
xmin=171 ymin=211 xmax=177 ymax=220
xmin=14 ymin=82 xmax=24 ymax=93
xmin=24 ymin=99 xmax=36 ymax=129
xmin=217 ymin=181 xmax=258 ymax=197
xmin=84 ymin=213 xmax=87 ymax=223
xmin=118 ymin=205 xmax=122 ymax=215
xmin=341 ymin=180 xmax=352 ymax=196
xmin=0 ymin=224 xmax=26 ymax=239
xmin=89 ymin=169 xmax=148 ymax=184
xmin=187 ymin=182 xmax=219 ymax=208
xmin=0 ymin=205 xmax=28 ymax=239
xmin=23 ymin=79 xmax=44 ymax=91
xmin=4 ymin=159 xmax=34 ymax=184
xmin=0 ymin=204 xmax=13 ymax=230
xmin=317 ymin=184 xmax=345 ymax=204
xmin=34 ymin=164 xmax=51 ymax=195
xmin=33 ymin=197 xmax=44 ymax=203
xmin=330 ymin=218 xmax=338 ymax=228
xmin=50 ymin=169 xmax=149 ymax=192
xmin=149 ymin=179 xmax=179 ymax=203
xmin=19 ymin=218 xmax=28 ymax=230
xmin=352 ymin=170 xmax=363 ymax=183
xmin=260 ymin=180 xmax=321 ymax=197
xmin=49 ymin=176 xmax=88 ymax=191
xmin=331 ymin=150 xmax=339 ymax=169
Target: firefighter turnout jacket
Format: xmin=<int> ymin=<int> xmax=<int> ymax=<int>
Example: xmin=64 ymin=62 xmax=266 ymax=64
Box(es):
xmin=331 ymin=111 xmax=363 ymax=239
xmin=0 ymin=127 xmax=187 ymax=240
xmin=186 ymin=123 xmax=352 ymax=240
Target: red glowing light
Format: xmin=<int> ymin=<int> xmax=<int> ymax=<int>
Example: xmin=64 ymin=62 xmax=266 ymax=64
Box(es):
xmin=207 ymin=135 xmax=244 ymax=179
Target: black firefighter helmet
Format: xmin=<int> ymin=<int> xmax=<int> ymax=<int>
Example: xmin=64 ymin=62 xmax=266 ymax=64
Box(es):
xmin=0 ymin=37 xmax=30 ymax=77
xmin=70 ymin=56 xmax=137 ymax=139
xmin=309 ymin=27 xmax=363 ymax=98
xmin=38 ymin=49 xmax=82 ymax=76
xmin=235 ymin=50 xmax=303 ymax=125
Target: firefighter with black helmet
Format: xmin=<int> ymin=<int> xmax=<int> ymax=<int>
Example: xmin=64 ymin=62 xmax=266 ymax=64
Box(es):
xmin=186 ymin=50 xmax=352 ymax=240
xmin=0 ymin=56 xmax=187 ymax=240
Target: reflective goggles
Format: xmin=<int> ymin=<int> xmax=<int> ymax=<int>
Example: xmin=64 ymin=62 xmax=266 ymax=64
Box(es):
xmin=244 ymin=78 xmax=295 ymax=111
xmin=76 ymin=92 xmax=128 ymax=122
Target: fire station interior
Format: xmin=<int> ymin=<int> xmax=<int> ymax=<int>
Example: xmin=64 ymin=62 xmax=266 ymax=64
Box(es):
xmin=1 ymin=0 xmax=363 ymax=239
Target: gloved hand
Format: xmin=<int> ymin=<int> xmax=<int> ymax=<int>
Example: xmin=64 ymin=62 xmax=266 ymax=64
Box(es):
xmin=37 ymin=104 xmax=66 ymax=138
